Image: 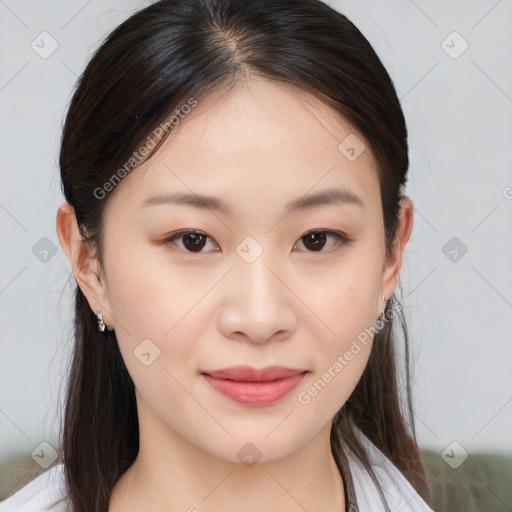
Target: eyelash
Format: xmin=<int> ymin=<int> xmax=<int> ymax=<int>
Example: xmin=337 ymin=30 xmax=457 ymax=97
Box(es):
xmin=161 ymin=229 xmax=352 ymax=254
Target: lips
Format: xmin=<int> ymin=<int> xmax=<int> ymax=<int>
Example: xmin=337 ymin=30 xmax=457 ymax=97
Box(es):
xmin=201 ymin=366 xmax=307 ymax=406
xmin=203 ymin=365 xmax=306 ymax=382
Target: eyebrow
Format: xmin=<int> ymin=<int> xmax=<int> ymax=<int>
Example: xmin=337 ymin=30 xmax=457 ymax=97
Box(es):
xmin=141 ymin=187 xmax=365 ymax=215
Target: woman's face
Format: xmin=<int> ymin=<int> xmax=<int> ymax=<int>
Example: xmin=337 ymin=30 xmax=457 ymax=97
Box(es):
xmin=77 ymin=78 xmax=408 ymax=463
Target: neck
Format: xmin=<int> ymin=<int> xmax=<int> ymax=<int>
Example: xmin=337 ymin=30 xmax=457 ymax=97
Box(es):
xmin=109 ymin=399 xmax=345 ymax=512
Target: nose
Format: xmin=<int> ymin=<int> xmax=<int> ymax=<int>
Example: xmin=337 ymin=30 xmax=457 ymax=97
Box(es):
xmin=216 ymin=251 xmax=298 ymax=344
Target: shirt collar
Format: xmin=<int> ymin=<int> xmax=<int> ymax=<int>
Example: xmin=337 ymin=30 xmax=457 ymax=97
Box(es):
xmin=337 ymin=441 xmax=360 ymax=512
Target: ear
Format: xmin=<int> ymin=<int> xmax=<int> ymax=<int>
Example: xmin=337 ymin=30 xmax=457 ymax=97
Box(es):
xmin=379 ymin=196 xmax=414 ymax=309
xmin=56 ymin=201 xmax=115 ymax=330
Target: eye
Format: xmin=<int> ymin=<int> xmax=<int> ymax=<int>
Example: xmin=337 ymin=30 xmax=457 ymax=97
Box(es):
xmin=162 ymin=229 xmax=351 ymax=254
xmin=294 ymin=230 xmax=350 ymax=252
xmin=163 ymin=230 xmax=218 ymax=253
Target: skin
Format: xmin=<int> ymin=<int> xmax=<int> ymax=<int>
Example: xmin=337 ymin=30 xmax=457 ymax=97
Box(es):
xmin=56 ymin=77 xmax=413 ymax=512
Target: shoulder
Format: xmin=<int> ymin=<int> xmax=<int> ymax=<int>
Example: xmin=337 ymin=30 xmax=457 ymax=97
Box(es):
xmin=0 ymin=463 xmax=69 ymax=512
xmin=345 ymin=430 xmax=434 ymax=512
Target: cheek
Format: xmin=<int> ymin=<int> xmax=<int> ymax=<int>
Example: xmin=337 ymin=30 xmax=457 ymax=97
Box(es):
xmin=106 ymin=257 xmax=204 ymax=426
xmin=296 ymin=347 xmax=371 ymax=416
xmin=295 ymin=287 xmax=377 ymax=421
xmin=105 ymin=241 xmax=199 ymax=335
xmin=295 ymin=255 xmax=381 ymax=413
xmin=104 ymin=244 xmax=212 ymax=382
xmin=304 ymin=251 xmax=382 ymax=344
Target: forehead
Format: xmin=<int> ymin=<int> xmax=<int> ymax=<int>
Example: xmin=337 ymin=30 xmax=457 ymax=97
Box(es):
xmin=106 ymin=78 xmax=380 ymax=217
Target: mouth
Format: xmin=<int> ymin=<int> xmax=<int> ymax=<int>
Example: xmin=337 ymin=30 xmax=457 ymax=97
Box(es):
xmin=201 ymin=366 xmax=307 ymax=406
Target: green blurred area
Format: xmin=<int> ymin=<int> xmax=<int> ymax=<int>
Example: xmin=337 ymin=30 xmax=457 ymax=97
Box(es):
xmin=421 ymin=448 xmax=512 ymax=512
xmin=1 ymin=449 xmax=511 ymax=510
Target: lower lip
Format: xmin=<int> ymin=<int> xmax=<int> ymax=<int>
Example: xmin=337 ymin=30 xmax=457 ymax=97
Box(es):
xmin=202 ymin=372 xmax=307 ymax=406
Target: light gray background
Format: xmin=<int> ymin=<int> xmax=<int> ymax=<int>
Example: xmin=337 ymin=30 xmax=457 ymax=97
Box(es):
xmin=1 ymin=0 xmax=511 ymax=471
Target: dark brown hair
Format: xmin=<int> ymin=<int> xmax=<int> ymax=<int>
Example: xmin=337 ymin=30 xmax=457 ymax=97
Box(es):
xmin=57 ymin=0 xmax=433 ymax=510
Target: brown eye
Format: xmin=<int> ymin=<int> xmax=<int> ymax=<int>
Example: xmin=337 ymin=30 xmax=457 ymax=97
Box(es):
xmin=296 ymin=230 xmax=349 ymax=252
xmin=302 ymin=231 xmax=327 ymax=251
xmin=181 ymin=232 xmax=207 ymax=252
xmin=164 ymin=230 xmax=217 ymax=253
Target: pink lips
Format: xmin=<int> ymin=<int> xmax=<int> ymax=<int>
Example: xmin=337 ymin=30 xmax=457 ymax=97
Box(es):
xmin=202 ymin=365 xmax=307 ymax=406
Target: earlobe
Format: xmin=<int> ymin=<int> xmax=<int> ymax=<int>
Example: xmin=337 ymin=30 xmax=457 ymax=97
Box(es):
xmin=56 ymin=201 xmax=114 ymax=329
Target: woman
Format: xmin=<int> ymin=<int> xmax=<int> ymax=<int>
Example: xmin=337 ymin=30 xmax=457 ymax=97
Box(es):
xmin=0 ymin=0 xmax=435 ymax=510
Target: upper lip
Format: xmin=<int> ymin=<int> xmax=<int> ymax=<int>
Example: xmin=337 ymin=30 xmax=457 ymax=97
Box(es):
xmin=202 ymin=366 xmax=306 ymax=382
